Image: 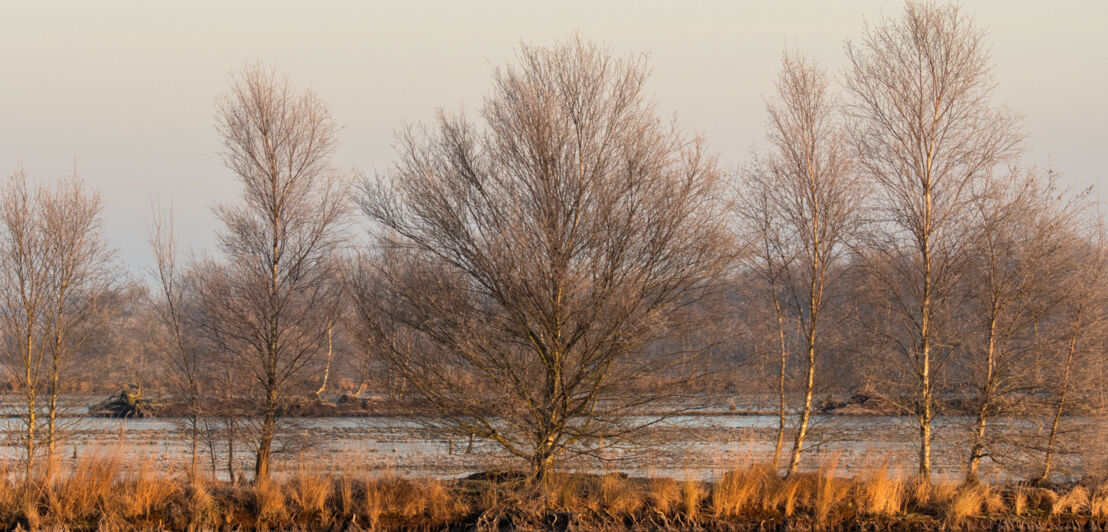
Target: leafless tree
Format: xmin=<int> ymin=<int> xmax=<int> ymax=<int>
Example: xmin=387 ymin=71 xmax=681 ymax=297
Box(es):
xmin=844 ymin=0 xmax=1022 ymax=482
xmin=758 ymin=53 xmax=859 ymax=476
xmin=355 ymin=37 xmax=732 ymax=483
xmin=0 ymin=170 xmax=52 ymax=478
xmin=0 ymin=169 xmax=114 ymax=477
xmin=1036 ymin=216 xmax=1106 ymax=483
xmin=734 ymin=172 xmax=792 ymax=471
xmin=199 ymin=63 xmax=349 ymax=481
xmin=40 ymin=176 xmax=115 ymax=466
xmin=149 ymin=207 xmax=206 ymax=479
xmin=959 ymin=170 xmax=1087 ymax=484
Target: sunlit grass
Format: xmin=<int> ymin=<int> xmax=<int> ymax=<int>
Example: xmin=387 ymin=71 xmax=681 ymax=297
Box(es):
xmin=0 ymin=448 xmax=1106 ymax=530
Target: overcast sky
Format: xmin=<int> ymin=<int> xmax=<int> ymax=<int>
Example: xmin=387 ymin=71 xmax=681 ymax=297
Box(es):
xmin=1 ymin=1 xmax=1105 ymax=273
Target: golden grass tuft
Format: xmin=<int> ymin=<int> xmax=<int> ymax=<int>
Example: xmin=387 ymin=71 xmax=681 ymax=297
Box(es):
xmin=1091 ymin=484 xmax=1108 ymax=519
xmin=187 ymin=476 xmax=217 ymax=526
xmin=945 ymin=485 xmax=985 ymax=527
xmin=854 ymin=462 xmax=903 ymax=517
xmin=711 ymin=463 xmax=771 ymax=518
xmin=983 ymin=487 xmax=1005 ymax=515
xmin=289 ymin=464 xmax=333 ymax=526
xmin=647 ymin=477 xmax=681 ymax=516
xmin=44 ymin=450 xmax=125 ymax=523
xmin=768 ymin=475 xmax=806 ymax=517
xmin=252 ymin=478 xmax=288 ymax=525
xmin=362 ymin=475 xmax=468 ymax=528
xmin=1052 ymin=485 xmax=1090 ymax=515
xmin=681 ymin=478 xmax=704 ymax=519
xmin=1010 ymin=487 xmax=1026 ymax=517
xmin=598 ymin=473 xmax=644 ymax=518
xmin=813 ymin=458 xmax=849 ymax=525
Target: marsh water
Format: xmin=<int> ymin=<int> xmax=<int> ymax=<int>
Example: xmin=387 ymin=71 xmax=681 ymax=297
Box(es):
xmin=1 ymin=407 xmax=1103 ymax=484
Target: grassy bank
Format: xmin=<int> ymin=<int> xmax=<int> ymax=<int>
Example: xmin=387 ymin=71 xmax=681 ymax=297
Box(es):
xmin=1 ymin=454 xmax=1106 ymax=531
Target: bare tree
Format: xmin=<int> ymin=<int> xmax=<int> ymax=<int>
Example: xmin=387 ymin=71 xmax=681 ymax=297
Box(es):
xmin=0 ymin=169 xmax=114 ymax=477
xmin=355 ymin=37 xmax=732 ymax=483
xmin=761 ymin=53 xmax=858 ymax=476
xmin=734 ymin=174 xmax=792 ymax=471
xmin=149 ymin=207 xmax=205 ymax=480
xmin=960 ymin=170 xmax=1087 ymax=484
xmin=40 ymin=176 xmax=115 ymax=467
xmin=200 ymin=63 xmax=348 ymax=481
xmin=1037 ymin=217 xmax=1106 ymax=483
xmin=0 ymin=170 xmax=52 ymax=478
xmin=844 ymin=0 xmax=1022 ymax=482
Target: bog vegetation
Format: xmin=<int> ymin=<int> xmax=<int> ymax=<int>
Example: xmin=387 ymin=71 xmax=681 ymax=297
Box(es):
xmin=1 ymin=1 xmax=1106 ymax=530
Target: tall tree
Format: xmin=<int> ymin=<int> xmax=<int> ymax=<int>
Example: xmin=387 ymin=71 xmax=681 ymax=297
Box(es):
xmin=734 ymin=174 xmax=793 ymax=471
xmin=1037 ymin=218 xmax=1106 ymax=483
xmin=0 ymin=169 xmax=114 ymax=478
xmin=41 ymin=176 xmax=115 ymax=466
xmin=844 ymin=0 xmax=1022 ymax=482
xmin=355 ymin=37 xmax=732 ymax=483
xmin=960 ymin=170 xmax=1086 ymax=484
xmin=201 ymin=64 xmax=348 ymax=481
xmin=0 ymin=170 xmax=52 ymax=478
xmin=765 ymin=53 xmax=859 ymax=476
xmin=149 ymin=208 xmax=205 ymax=480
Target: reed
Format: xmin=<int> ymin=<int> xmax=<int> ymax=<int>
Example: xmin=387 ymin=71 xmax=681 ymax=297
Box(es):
xmin=0 ymin=449 xmax=1105 ymax=530
xmin=945 ymin=485 xmax=986 ymax=527
xmin=854 ymin=461 xmax=904 ymax=517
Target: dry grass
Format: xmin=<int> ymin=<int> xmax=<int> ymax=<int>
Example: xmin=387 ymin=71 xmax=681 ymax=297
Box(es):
xmin=680 ymin=478 xmax=704 ymax=520
xmin=711 ymin=462 xmax=771 ymax=517
xmin=767 ymin=475 xmax=806 ymax=517
xmin=1092 ymin=483 xmax=1108 ymax=519
xmin=288 ymin=463 xmax=332 ymax=525
xmin=813 ymin=457 xmax=849 ymax=525
xmin=2 ymin=450 xmax=1107 ymax=530
xmin=945 ymin=485 xmax=986 ymax=527
xmin=597 ymin=473 xmax=643 ymax=519
xmin=1052 ymin=485 xmax=1090 ymax=515
xmin=854 ymin=462 xmax=904 ymax=516
xmin=983 ymin=486 xmax=1006 ymax=514
xmin=647 ymin=477 xmax=681 ymax=516
xmin=1013 ymin=487 xmax=1029 ymax=516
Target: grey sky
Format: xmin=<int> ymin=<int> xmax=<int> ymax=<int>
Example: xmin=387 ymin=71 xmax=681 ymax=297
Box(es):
xmin=1 ymin=1 xmax=1105 ymax=272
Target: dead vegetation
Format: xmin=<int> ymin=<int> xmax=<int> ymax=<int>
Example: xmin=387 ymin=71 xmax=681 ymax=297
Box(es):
xmin=1 ymin=452 xmax=1106 ymax=530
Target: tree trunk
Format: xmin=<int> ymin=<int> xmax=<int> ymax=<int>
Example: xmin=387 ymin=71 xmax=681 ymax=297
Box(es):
xmin=919 ymin=347 xmax=933 ymax=483
xmin=529 ymin=447 xmax=557 ymax=486
xmin=25 ymin=396 xmax=36 ymax=480
xmin=47 ymin=354 xmax=59 ymax=474
xmin=316 ymin=320 xmax=334 ymax=396
xmin=967 ymin=325 xmax=997 ymax=485
xmin=255 ymin=399 xmax=277 ymax=482
xmin=967 ymin=406 xmax=987 ymax=484
xmin=226 ymin=417 xmax=237 ymax=484
xmin=1040 ymin=329 xmax=1078 ymax=484
xmin=786 ymin=339 xmax=816 ymax=476
xmin=918 ymin=212 xmax=934 ymax=483
xmin=189 ymin=414 xmax=199 ymax=481
xmin=772 ymin=288 xmax=787 ymax=472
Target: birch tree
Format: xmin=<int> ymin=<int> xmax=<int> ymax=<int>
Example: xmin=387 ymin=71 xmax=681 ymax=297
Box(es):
xmin=960 ymin=170 xmax=1086 ymax=484
xmin=766 ymin=53 xmax=858 ymax=476
xmin=1037 ymin=217 xmax=1106 ymax=483
xmin=0 ymin=170 xmax=51 ymax=478
xmin=41 ymin=176 xmax=115 ymax=466
xmin=844 ymin=0 xmax=1022 ymax=482
xmin=149 ymin=208 xmax=206 ymax=480
xmin=202 ymin=64 xmax=348 ymax=481
xmin=0 ymin=169 xmax=114 ymax=478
